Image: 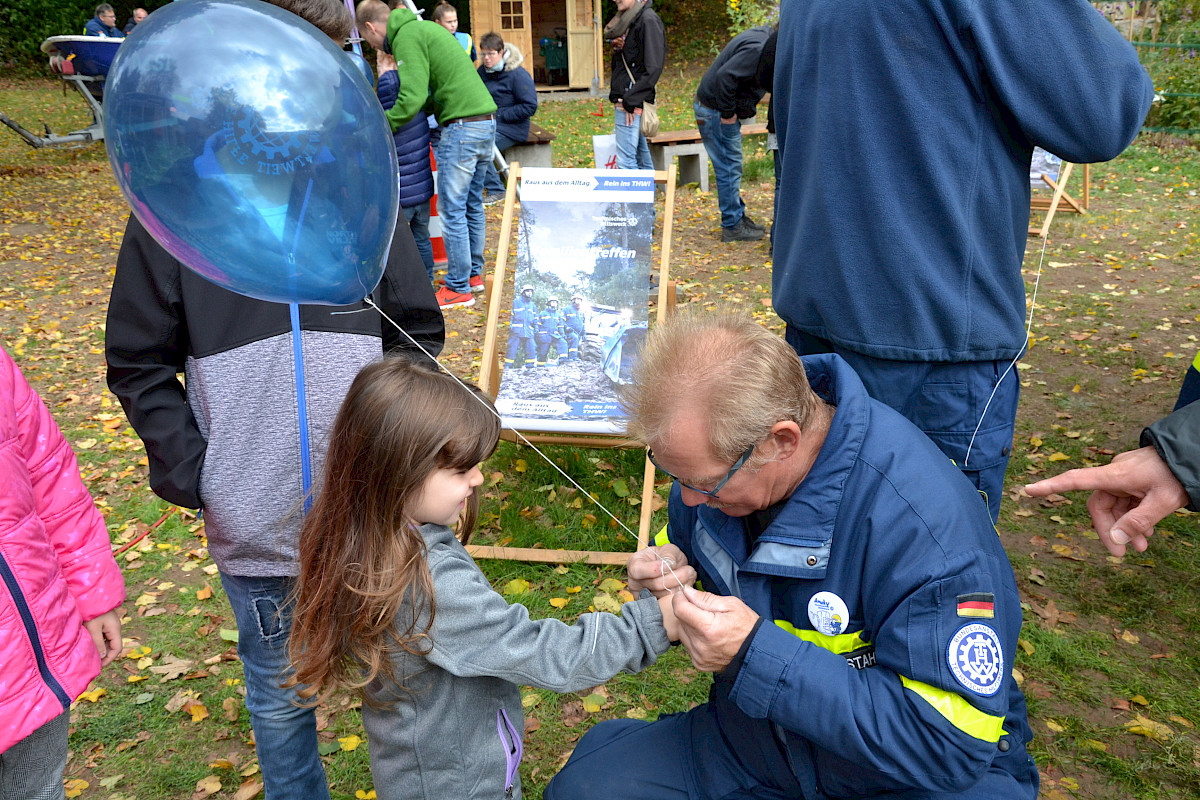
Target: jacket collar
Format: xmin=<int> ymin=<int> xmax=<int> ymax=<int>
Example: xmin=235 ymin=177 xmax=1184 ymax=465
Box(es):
xmin=690 ymin=353 xmax=869 ymax=585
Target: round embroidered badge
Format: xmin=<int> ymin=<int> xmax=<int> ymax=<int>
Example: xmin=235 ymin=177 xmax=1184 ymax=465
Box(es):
xmin=947 ymin=623 xmax=1004 ymax=696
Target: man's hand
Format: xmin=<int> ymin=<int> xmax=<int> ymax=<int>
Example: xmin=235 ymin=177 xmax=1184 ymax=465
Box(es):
xmin=627 ymin=544 xmax=696 ymax=597
xmin=720 ymin=115 xmax=737 ymax=124
xmin=84 ymin=609 xmax=124 ymax=667
xmin=672 ymin=585 xmax=759 ymax=673
xmin=1025 ymin=446 xmax=1189 ymax=557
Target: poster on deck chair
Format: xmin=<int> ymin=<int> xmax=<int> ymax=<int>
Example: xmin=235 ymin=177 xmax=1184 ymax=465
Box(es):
xmin=494 ymin=168 xmax=656 ymax=434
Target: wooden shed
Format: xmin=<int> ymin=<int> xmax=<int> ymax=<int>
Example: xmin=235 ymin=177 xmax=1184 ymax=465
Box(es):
xmin=469 ymin=0 xmax=606 ymax=91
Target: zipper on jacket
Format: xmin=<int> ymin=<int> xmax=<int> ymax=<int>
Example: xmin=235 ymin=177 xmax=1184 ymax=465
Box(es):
xmin=0 ymin=550 xmax=73 ymax=709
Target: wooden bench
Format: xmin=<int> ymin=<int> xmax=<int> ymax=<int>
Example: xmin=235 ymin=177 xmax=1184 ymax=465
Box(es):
xmin=649 ymin=122 xmax=768 ymax=192
xmin=500 ymin=121 xmax=556 ymax=169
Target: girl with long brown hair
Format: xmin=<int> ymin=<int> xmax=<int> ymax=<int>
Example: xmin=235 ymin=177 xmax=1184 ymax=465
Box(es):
xmin=288 ymin=356 xmax=676 ymax=800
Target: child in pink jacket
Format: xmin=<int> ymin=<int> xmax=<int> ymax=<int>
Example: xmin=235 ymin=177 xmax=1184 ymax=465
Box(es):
xmin=0 ymin=345 xmax=125 ymax=798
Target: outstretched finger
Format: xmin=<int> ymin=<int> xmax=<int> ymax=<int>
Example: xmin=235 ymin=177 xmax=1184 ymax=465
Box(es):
xmin=1025 ymin=466 xmax=1124 ymax=498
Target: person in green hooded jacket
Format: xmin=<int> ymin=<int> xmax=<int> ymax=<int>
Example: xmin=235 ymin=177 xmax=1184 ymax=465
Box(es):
xmin=358 ymin=0 xmax=497 ymax=309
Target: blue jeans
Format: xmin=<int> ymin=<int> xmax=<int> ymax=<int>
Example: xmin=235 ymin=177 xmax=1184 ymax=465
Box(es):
xmin=785 ymin=326 xmax=1019 ymax=523
xmin=221 ymin=572 xmax=329 ymax=800
xmin=485 ymin=131 xmax=521 ymax=194
xmin=435 ymin=118 xmax=495 ymax=292
xmin=403 ymin=201 xmax=435 ymax=280
xmin=614 ymin=105 xmax=652 ymax=170
xmin=695 ymin=100 xmax=745 ymax=229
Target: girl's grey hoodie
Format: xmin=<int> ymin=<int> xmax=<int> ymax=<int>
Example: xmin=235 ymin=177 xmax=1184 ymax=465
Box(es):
xmin=362 ymin=523 xmax=671 ymax=799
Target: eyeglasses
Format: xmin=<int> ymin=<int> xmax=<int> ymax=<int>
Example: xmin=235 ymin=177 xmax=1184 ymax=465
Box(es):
xmin=647 ymin=443 xmax=756 ymax=498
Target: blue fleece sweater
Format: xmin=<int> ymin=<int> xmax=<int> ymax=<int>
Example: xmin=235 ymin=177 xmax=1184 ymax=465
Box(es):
xmin=772 ymin=0 xmax=1153 ymax=362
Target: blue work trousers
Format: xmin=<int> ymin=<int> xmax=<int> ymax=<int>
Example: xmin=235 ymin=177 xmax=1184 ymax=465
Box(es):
xmin=435 ymin=118 xmax=494 ymax=293
xmin=221 ymin=572 xmax=329 ymax=800
xmin=545 ymin=702 xmax=1036 ymax=800
xmin=695 ymin=100 xmax=745 ymax=229
xmin=786 ymin=326 xmax=1018 ymax=523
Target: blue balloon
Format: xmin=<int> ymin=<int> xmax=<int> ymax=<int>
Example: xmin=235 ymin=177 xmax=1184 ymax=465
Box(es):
xmin=103 ymin=0 xmax=398 ymax=305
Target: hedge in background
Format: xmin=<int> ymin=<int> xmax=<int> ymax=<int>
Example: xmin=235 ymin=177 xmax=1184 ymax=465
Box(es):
xmin=0 ymin=0 xmax=161 ymax=74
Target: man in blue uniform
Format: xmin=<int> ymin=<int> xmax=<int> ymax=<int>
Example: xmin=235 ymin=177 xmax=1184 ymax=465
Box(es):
xmin=505 ymin=285 xmax=536 ymax=369
xmin=536 ymin=297 xmax=568 ymax=367
xmin=84 ymin=3 xmax=124 ymax=37
xmin=562 ymin=293 xmax=587 ymax=361
xmin=546 ymin=313 xmax=1038 ymax=800
xmin=772 ymin=0 xmax=1154 ymax=522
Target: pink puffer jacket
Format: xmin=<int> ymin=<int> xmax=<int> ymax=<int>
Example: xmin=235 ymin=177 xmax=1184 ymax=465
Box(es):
xmin=0 ymin=346 xmax=125 ymax=753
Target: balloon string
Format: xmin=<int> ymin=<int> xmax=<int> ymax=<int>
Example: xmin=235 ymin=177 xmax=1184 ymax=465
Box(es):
xmin=963 ymin=228 xmax=1048 ymax=468
xmin=652 ymin=551 xmax=686 ymax=593
xmin=360 ymin=297 xmax=642 ymax=540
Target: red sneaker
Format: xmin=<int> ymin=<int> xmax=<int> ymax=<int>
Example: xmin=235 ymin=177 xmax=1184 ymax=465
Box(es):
xmin=469 ymin=275 xmax=485 ymax=293
xmin=435 ymin=286 xmax=475 ymax=309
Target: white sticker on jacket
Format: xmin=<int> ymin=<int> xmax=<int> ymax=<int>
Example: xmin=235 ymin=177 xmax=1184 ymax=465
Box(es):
xmin=947 ymin=623 xmax=1004 ymax=696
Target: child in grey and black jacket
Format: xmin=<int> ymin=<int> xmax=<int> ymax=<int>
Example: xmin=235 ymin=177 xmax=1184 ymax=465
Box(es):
xmin=288 ymin=356 xmax=676 ymax=800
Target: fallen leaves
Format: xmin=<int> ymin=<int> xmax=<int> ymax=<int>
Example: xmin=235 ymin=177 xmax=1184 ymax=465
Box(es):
xmin=1125 ymin=714 xmax=1174 ymax=742
xmin=192 ymin=774 xmax=221 ymax=799
xmin=503 ymin=578 xmax=531 ymax=596
xmin=149 ymin=654 xmax=195 ymax=682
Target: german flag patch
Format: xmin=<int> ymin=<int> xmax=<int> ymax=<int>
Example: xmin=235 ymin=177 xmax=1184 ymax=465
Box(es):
xmin=956 ymin=593 xmax=995 ymax=619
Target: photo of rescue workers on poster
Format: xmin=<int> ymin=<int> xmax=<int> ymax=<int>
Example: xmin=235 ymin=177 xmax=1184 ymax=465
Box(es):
xmin=1030 ymin=146 xmax=1062 ymax=186
xmin=494 ymin=167 xmax=656 ymax=433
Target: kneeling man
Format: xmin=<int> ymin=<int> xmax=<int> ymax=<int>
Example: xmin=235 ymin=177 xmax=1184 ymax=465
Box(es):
xmin=546 ymin=312 xmax=1038 ymax=800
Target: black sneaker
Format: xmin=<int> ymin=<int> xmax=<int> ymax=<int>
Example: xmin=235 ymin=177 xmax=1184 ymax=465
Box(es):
xmin=742 ymin=214 xmax=766 ymax=232
xmin=721 ymin=219 xmax=765 ymax=242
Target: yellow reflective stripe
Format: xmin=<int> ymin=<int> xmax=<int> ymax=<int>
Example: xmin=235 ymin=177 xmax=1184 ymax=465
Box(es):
xmin=1192 ymin=350 xmax=1200 ymax=371
xmin=774 ymin=619 xmax=869 ymax=655
xmin=899 ymin=676 xmax=1006 ymax=743
xmin=654 ymin=524 xmax=670 ymax=547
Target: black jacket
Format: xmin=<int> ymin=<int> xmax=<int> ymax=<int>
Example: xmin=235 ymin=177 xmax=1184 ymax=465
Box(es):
xmin=106 ymin=215 xmax=444 ymax=575
xmin=755 ymin=28 xmax=778 ymax=133
xmin=1141 ymin=401 xmax=1200 ymax=510
xmin=696 ymin=25 xmax=772 ymax=120
xmin=608 ymin=0 xmax=665 ymax=110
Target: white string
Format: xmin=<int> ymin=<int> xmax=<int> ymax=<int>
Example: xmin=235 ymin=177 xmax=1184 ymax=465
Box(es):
xmin=651 ymin=552 xmax=686 ymax=593
xmin=363 ymin=297 xmax=641 ymax=539
xmin=963 ymin=228 xmax=1050 ymax=467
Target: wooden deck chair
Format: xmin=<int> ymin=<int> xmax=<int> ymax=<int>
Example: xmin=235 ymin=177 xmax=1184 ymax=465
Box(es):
xmin=1029 ymin=151 xmax=1090 ymax=238
xmin=473 ymin=163 xmax=678 ymax=565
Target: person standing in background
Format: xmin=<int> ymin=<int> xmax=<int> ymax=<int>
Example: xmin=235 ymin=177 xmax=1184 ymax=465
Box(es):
xmin=771 ymin=0 xmax=1154 ymax=522
xmin=432 ymin=1 xmax=476 ymax=60
xmin=603 ymin=0 xmax=664 ymax=170
xmin=693 ymin=25 xmax=773 ymax=243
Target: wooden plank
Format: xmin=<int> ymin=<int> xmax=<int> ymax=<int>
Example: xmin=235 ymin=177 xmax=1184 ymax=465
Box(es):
xmin=648 ymin=129 xmax=703 ymax=145
xmin=1030 ymin=162 xmax=1074 ymax=238
xmin=478 ymin=164 xmax=522 ymax=397
xmin=526 ymin=122 xmax=556 ymax=144
xmin=649 ymin=122 xmax=768 ymax=145
xmin=465 ymin=544 xmax=631 ymax=565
